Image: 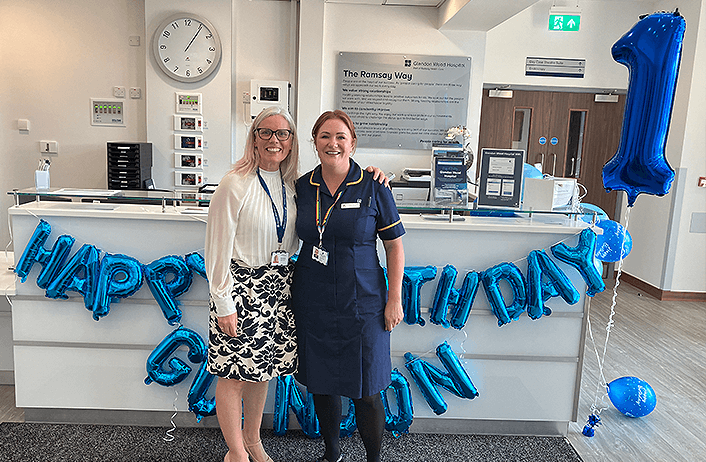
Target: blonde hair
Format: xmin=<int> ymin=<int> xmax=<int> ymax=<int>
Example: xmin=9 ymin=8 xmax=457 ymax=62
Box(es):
xmin=233 ymin=107 xmax=299 ymax=184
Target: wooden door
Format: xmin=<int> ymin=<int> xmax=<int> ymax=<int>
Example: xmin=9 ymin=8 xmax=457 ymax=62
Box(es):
xmin=580 ymin=95 xmax=625 ymax=220
xmin=513 ymin=91 xmax=554 ymax=172
xmin=477 ymin=89 xmax=625 ymax=219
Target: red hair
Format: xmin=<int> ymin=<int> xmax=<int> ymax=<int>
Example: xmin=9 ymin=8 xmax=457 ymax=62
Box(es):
xmin=311 ymin=110 xmax=357 ymax=142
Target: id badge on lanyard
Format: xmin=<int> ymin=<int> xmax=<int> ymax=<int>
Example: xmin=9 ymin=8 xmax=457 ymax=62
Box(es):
xmin=257 ymin=170 xmax=289 ymax=266
xmin=314 ymin=187 xmax=343 ymax=266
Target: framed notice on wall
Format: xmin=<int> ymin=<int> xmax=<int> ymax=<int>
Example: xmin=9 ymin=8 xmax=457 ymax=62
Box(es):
xmin=477 ymin=148 xmax=525 ymax=209
xmin=335 ymin=52 xmax=471 ymax=150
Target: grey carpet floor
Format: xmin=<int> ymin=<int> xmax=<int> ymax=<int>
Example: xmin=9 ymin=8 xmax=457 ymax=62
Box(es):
xmin=0 ymin=423 xmax=582 ymax=462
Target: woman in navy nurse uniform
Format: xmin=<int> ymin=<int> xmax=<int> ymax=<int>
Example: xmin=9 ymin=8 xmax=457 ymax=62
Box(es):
xmin=291 ymin=110 xmax=405 ymax=462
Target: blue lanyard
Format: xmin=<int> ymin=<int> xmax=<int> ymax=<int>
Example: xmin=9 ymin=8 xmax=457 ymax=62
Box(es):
xmin=257 ymin=169 xmax=287 ymax=247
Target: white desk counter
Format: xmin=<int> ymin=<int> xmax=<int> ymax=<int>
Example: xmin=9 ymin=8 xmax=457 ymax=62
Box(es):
xmin=8 ymin=201 xmax=592 ymax=435
xmin=0 ymin=251 xmax=15 ymax=383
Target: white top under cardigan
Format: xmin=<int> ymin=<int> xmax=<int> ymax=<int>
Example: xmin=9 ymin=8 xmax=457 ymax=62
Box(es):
xmin=205 ymin=169 xmax=299 ymax=318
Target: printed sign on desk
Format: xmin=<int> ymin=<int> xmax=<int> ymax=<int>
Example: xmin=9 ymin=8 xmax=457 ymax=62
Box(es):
xmin=477 ymin=148 xmax=525 ymax=209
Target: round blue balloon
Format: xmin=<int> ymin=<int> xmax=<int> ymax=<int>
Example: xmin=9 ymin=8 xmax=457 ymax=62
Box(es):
xmin=607 ymin=376 xmax=657 ymax=418
xmin=523 ymin=163 xmax=543 ymax=179
xmin=595 ymin=220 xmax=632 ymax=262
xmin=522 ymin=163 xmax=543 ymax=201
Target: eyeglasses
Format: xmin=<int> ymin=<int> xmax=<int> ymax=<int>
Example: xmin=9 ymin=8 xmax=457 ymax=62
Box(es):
xmin=255 ymin=128 xmax=293 ymax=142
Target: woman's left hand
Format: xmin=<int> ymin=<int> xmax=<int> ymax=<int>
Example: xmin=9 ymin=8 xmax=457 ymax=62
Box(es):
xmin=384 ymin=299 xmax=403 ymax=331
xmin=365 ymin=165 xmax=391 ymax=188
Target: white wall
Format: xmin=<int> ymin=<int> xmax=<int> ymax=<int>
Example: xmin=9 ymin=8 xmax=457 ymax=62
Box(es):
xmin=299 ymin=2 xmax=487 ymax=178
xmin=232 ymin=0 xmax=297 ymax=168
xmin=1 ymin=0 xmax=146 ymax=251
xmin=484 ymin=0 xmax=646 ymax=90
xmin=623 ymin=0 xmax=706 ymax=292
xmin=145 ymin=0 xmax=232 ymax=190
xmin=669 ymin=1 xmax=706 ymax=291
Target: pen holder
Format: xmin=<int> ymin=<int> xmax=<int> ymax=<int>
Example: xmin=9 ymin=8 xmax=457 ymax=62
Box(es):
xmin=35 ymin=170 xmax=50 ymax=190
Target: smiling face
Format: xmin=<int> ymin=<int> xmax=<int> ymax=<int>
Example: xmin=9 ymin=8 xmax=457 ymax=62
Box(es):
xmin=314 ymin=118 xmax=357 ymax=172
xmin=254 ymin=115 xmax=292 ymax=172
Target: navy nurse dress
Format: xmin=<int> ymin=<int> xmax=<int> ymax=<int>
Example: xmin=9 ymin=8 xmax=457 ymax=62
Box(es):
xmin=291 ymin=160 xmax=405 ymax=399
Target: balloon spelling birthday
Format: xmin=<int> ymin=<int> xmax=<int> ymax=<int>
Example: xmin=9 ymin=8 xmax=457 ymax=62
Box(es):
xmin=603 ymin=11 xmax=686 ymax=206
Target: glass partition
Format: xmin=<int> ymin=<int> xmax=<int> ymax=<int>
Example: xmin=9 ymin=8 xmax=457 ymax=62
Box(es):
xmin=9 ymin=188 xmax=595 ymax=222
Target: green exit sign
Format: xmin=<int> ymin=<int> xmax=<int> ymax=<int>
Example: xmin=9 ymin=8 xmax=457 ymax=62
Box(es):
xmin=549 ymin=14 xmax=581 ymax=31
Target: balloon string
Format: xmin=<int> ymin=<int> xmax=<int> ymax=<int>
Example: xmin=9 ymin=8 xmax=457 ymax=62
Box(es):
xmin=414 ymin=329 xmax=465 ymax=359
xmin=5 ymin=212 xmax=14 ymax=256
xmin=587 ymin=206 xmax=631 ymax=415
xmin=163 ymin=388 xmax=179 ymax=442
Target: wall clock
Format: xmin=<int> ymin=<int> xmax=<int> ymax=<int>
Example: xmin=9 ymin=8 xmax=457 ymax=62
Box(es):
xmin=153 ymin=13 xmax=222 ymax=83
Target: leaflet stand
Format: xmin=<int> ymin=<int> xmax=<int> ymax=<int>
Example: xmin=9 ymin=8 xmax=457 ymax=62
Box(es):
xmin=431 ymin=142 xmax=467 ymax=206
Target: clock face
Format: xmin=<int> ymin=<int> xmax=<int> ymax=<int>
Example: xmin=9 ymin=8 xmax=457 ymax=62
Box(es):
xmin=153 ymin=14 xmax=222 ymax=83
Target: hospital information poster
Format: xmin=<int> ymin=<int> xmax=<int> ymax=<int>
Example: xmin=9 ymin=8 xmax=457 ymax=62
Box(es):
xmin=335 ymin=52 xmax=471 ymax=150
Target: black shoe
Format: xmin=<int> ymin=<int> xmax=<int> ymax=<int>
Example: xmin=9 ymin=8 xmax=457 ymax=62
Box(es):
xmin=315 ymin=456 xmax=342 ymax=462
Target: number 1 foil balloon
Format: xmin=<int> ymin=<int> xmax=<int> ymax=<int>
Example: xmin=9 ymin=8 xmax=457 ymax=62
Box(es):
xmin=602 ymin=11 xmax=686 ymax=206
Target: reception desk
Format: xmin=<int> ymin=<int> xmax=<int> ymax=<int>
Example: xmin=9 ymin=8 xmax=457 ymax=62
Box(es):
xmin=8 ymin=190 xmax=592 ymax=436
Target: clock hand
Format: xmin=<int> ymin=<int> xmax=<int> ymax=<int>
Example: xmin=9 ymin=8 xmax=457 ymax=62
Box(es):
xmin=184 ymin=24 xmax=203 ymax=53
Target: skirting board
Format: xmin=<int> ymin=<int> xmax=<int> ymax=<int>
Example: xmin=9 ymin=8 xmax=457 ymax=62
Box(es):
xmin=23 ymin=409 xmax=570 ymax=437
xmin=619 ymin=272 xmax=706 ymax=301
xmin=0 ymin=371 xmax=14 ymax=385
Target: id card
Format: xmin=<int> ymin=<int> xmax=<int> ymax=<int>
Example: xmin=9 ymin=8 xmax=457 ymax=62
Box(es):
xmin=312 ymin=246 xmax=329 ymax=266
xmin=271 ymin=250 xmax=289 ymax=266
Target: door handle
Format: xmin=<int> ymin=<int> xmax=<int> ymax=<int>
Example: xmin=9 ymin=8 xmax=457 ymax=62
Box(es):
xmin=550 ymin=153 xmax=557 ymax=176
xmin=536 ymin=153 xmax=545 ymax=173
xmin=570 ymin=157 xmax=576 ymax=177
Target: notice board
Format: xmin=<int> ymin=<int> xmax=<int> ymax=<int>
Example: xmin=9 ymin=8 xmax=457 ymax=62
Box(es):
xmin=335 ymin=52 xmax=471 ymax=150
xmin=477 ymin=148 xmax=525 ymax=209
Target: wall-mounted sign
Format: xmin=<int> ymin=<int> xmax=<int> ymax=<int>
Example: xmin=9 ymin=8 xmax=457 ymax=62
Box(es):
xmin=525 ymin=57 xmax=585 ymax=78
xmin=335 ymin=52 xmax=471 ymax=150
xmin=549 ymin=14 xmax=581 ymax=31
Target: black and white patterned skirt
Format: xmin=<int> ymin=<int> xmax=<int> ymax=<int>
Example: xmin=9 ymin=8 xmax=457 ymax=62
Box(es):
xmin=207 ymin=260 xmax=297 ymax=382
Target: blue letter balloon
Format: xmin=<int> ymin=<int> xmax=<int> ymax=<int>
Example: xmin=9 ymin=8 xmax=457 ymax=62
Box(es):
xmin=603 ymin=11 xmax=686 ymax=206
xmin=607 ymin=376 xmax=657 ymax=418
xmin=402 ymin=266 xmax=437 ymax=326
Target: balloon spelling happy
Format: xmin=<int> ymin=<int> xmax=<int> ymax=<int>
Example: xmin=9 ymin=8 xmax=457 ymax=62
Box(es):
xmin=602 ymin=11 xmax=686 ymax=206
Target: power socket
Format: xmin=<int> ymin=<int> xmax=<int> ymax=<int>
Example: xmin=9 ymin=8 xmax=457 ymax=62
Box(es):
xmin=242 ymin=91 xmax=250 ymax=104
xmin=39 ymin=140 xmax=58 ymax=154
xmin=113 ymin=86 xmax=126 ymax=98
xmin=130 ymin=87 xmax=142 ymax=99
